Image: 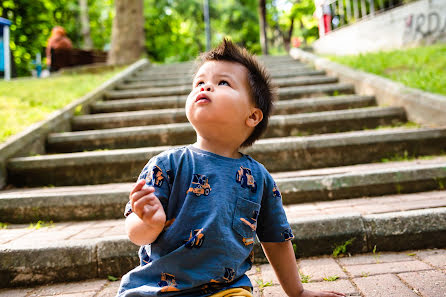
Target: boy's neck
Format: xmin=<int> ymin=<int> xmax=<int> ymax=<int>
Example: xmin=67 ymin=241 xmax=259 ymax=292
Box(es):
xmin=193 ymin=137 xmax=243 ymax=159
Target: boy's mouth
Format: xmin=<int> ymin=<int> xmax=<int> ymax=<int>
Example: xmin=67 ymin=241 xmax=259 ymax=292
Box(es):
xmin=195 ymin=93 xmax=211 ymax=103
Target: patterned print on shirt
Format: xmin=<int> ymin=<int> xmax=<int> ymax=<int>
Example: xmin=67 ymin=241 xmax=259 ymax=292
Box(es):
xmin=166 ymin=170 xmax=174 ymax=185
xmin=235 ymin=166 xmax=257 ymax=193
xmin=146 ymin=165 xmax=164 ymax=187
xmin=242 ymin=237 xmax=254 ymax=246
xmin=164 ymin=218 xmax=175 ymax=230
xmin=272 ymin=182 xmax=282 ymax=199
xmin=282 ymin=228 xmax=294 ymax=241
xmin=240 ymin=209 xmax=259 ymax=232
xmin=187 ymin=174 xmax=212 ymax=197
xmin=184 ymin=228 xmax=205 ymax=248
xmin=223 ymin=268 xmax=236 ymax=282
xmin=158 ymin=273 xmax=180 ymax=292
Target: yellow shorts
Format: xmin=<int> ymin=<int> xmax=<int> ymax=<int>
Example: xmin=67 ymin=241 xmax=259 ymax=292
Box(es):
xmin=209 ymin=287 xmax=253 ymax=297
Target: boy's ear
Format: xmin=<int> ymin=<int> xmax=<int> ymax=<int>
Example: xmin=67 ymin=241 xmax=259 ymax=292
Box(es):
xmin=246 ymin=108 xmax=263 ymax=128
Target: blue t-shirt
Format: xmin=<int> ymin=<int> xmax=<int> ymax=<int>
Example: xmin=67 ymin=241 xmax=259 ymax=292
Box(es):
xmin=117 ymin=145 xmax=293 ymax=297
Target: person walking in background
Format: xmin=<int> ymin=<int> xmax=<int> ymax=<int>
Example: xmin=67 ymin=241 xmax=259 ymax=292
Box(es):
xmin=45 ymin=26 xmax=72 ymax=72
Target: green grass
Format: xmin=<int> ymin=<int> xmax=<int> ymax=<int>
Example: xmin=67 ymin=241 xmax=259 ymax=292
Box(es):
xmin=332 ymin=238 xmax=355 ymax=258
xmin=255 ymin=279 xmax=273 ymax=289
xmin=0 ymin=68 xmax=124 ymax=144
xmin=27 ymin=220 xmax=54 ymax=230
xmin=328 ymin=44 xmax=446 ymax=96
xmin=323 ymin=275 xmax=339 ymax=282
xmin=299 ymin=271 xmax=312 ymax=283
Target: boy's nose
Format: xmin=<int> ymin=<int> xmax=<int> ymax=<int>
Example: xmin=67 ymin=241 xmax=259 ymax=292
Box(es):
xmin=200 ymin=83 xmax=213 ymax=92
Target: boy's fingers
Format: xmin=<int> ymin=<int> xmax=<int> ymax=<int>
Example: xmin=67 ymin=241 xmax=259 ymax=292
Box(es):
xmin=141 ymin=203 xmax=159 ymax=221
xmin=130 ymin=187 xmax=155 ymax=206
xmin=130 ymin=187 xmax=155 ymax=202
xmin=133 ymin=194 xmax=159 ymax=217
xmin=134 ymin=197 xmax=162 ymax=222
xmin=130 ymin=189 xmax=155 ymax=214
xmin=134 ymin=193 xmax=158 ymax=208
xmin=130 ymin=179 xmax=146 ymax=197
xmin=133 ymin=196 xmax=152 ymax=219
xmin=322 ymin=292 xmax=345 ymax=297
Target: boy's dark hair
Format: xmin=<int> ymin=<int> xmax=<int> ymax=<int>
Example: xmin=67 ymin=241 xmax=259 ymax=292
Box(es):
xmin=196 ymin=38 xmax=276 ymax=147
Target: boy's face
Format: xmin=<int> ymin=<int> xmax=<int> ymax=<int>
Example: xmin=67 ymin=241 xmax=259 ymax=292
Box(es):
xmin=186 ymin=61 xmax=260 ymax=145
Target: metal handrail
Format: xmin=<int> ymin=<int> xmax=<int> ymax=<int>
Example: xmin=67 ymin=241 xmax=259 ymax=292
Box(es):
xmin=316 ymin=0 xmax=409 ymax=35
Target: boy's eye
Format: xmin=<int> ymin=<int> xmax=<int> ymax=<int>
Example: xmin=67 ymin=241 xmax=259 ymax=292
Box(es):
xmin=219 ymin=80 xmax=230 ymax=86
xmin=196 ymin=81 xmax=204 ymax=87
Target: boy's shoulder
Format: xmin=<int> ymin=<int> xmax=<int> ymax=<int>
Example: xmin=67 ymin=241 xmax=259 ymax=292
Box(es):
xmin=151 ymin=146 xmax=190 ymax=160
xmin=244 ymin=153 xmax=269 ymax=173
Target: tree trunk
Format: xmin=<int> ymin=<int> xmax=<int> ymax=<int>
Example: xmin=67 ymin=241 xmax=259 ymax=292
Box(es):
xmin=282 ymin=18 xmax=295 ymax=53
xmin=108 ymin=0 xmax=145 ymax=65
xmin=258 ymin=0 xmax=268 ymax=55
xmin=79 ymin=0 xmax=93 ymax=50
xmin=300 ymin=21 xmax=307 ymax=46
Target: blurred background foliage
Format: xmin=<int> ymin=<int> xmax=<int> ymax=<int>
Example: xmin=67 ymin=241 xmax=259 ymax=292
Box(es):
xmin=1 ymin=0 xmax=318 ymax=77
xmin=1 ymin=0 xmax=114 ymax=76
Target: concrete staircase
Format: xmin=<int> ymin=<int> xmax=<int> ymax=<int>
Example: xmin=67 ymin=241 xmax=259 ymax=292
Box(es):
xmin=1 ymin=55 xmax=445 ymax=288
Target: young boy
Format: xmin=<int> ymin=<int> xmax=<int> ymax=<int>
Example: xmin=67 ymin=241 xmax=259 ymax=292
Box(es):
xmin=117 ymin=39 xmax=345 ymax=297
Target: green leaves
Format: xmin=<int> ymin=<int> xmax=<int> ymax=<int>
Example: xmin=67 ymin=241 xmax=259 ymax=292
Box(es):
xmin=2 ymin=0 xmax=113 ymax=76
xmin=4 ymin=0 xmax=319 ymax=76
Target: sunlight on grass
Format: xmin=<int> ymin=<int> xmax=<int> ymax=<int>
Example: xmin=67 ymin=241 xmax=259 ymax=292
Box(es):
xmin=328 ymin=44 xmax=446 ymax=96
xmin=0 ymin=68 xmax=123 ymax=143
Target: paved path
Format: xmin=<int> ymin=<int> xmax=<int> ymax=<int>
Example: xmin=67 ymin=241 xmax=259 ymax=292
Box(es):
xmin=1 ymin=249 xmax=444 ymax=297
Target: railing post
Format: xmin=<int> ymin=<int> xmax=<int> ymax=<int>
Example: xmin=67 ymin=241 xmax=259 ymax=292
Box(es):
xmin=3 ymin=25 xmax=10 ymax=81
xmin=203 ymin=0 xmax=211 ymax=51
xmin=353 ymin=0 xmax=359 ymax=20
xmin=377 ymin=0 xmax=384 ymax=11
xmin=339 ymin=0 xmax=344 ymax=25
xmin=346 ymin=0 xmax=352 ymax=22
xmin=369 ymin=0 xmax=375 ymax=16
xmin=331 ymin=1 xmax=337 ymax=28
xmin=360 ymin=0 xmax=367 ymax=18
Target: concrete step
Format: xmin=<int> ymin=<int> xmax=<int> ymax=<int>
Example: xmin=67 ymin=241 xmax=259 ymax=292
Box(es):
xmin=2 ymin=158 xmax=446 ymax=223
xmin=73 ymin=95 xmax=376 ymax=130
xmin=91 ymin=95 xmax=187 ymax=113
xmin=73 ymin=108 xmax=188 ymax=130
xmin=135 ymin=64 xmax=312 ymax=79
xmin=1 ymin=248 xmax=445 ymax=296
xmin=90 ymin=94 xmax=373 ymax=114
xmin=125 ymin=69 xmax=326 ymax=83
xmin=7 ymin=127 xmax=446 ymax=187
xmin=1 ymin=193 xmax=444 ymax=287
xmin=105 ymin=85 xmax=190 ymax=99
xmin=49 ymin=107 xmax=406 ymax=153
xmin=116 ymin=75 xmax=338 ymax=90
xmin=134 ymin=59 xmax=303 ymax=74
xmin=135 ymin=58 xmax=305 ymax=74
xmin=104 ymin=82 xmax=354 ymax=100
xmin=121 ymin=78 xmax=191 ymax=89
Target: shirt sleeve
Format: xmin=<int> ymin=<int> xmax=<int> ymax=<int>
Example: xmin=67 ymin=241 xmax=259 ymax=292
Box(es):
xmin=124 ymin=155 xmax=171 ymax=217
xmin=256 ymin=172 xmax=294 ymax=242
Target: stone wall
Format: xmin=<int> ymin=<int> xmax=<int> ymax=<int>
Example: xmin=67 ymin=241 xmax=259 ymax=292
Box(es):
xmin=313 ymin=0 xmax=446 ymax=55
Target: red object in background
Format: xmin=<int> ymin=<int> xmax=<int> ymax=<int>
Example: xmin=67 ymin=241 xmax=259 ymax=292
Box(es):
xmin=323 ymin=14 xmax=331 ymax=33
xmin=292 ymin=37 xmax=301 ymax=48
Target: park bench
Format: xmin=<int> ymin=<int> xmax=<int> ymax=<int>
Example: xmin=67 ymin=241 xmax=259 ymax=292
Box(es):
xmin=49 ymin=48 xmax=108 ymax=71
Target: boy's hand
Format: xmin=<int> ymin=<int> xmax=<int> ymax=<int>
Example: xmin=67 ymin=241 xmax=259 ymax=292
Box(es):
xmin=130 ymin=179 xmax=166 ymax=226
xmin=297 ymin=290 xmax=345 ymax=297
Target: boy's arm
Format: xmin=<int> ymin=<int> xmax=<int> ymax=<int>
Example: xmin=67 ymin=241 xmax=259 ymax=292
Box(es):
xmin=125 ymin=180 xmax=166 ymax=246
xmin=261 ymin=241 xmax=345 ymax=297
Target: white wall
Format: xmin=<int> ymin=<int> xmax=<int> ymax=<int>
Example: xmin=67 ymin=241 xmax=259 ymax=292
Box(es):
xmin=313 ymin=0 xmax=446 ymax=55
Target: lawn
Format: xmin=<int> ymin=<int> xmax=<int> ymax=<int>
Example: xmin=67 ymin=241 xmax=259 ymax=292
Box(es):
xmin=328 ymin=43 xmax=446 ymax=96
xmin=0 ymin=68 xmax=124 ymax=144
